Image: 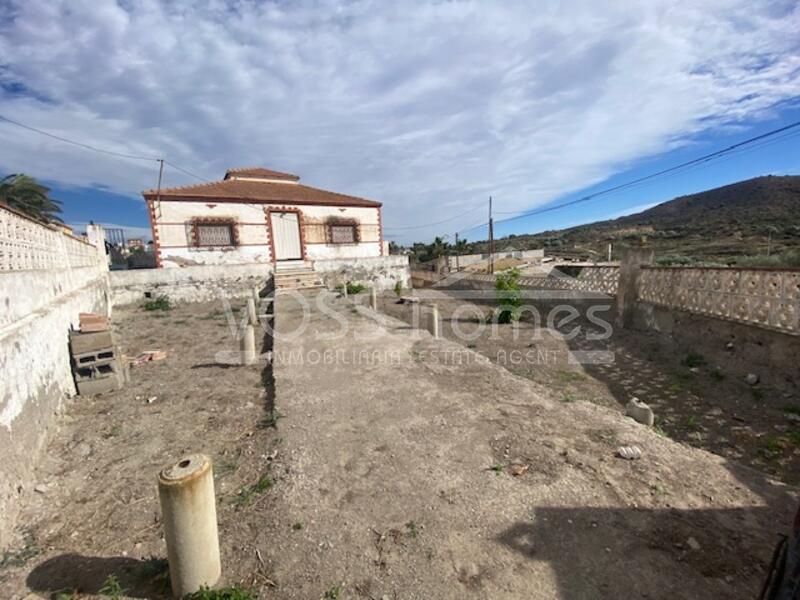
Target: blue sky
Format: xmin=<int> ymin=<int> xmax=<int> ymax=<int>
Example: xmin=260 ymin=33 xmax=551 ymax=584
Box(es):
xmin=0 ymin=0 xmax=799 ymax=244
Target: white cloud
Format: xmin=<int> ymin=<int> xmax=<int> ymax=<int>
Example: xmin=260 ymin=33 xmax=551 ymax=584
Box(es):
xmin=0 ymin=0 xmax=799 ymax=242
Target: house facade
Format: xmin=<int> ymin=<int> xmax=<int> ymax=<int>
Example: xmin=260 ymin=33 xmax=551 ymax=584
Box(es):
xmin=143 ymin=167 xmax=385 ymax=267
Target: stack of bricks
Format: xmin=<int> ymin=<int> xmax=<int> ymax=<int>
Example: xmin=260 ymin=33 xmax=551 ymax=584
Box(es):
xmin=69 ymin=313 xmax=126 ymax=396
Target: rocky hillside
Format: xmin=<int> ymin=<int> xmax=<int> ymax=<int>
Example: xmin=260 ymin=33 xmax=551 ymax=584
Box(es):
xmin=494 ymin=175 xmax=800 ymax=265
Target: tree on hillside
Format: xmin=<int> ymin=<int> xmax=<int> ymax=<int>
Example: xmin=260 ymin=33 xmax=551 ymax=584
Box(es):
xmin=0 ymin=174 xmax=63 ymax=223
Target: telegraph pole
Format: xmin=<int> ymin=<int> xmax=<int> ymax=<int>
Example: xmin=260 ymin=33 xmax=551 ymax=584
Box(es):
xmin=488 ymin=196 xmax=494 ymax=274
xmin=454 ymin=232 xmax=460 ymax=271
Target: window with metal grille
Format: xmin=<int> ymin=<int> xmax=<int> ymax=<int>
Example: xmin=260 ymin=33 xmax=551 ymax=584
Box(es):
xmin=195 ymin=222 xmax=235 ymax=247
xmin=330 ymin=224 xmax=357 ymax=244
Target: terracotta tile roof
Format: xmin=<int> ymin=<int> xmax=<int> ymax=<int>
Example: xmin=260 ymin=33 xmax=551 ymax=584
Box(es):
xmin=143 ymin=172 xmax=381 ymax=208
xmin=224 ymin=167 xmax=300 ymax=181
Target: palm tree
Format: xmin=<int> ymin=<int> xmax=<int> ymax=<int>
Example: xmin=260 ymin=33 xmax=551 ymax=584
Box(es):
xmin=0 ymin=174 xmax=63 ymax=223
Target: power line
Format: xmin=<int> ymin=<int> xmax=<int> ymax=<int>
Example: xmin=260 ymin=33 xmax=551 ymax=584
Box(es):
xmin=449 ymin=120 xmax=800 ymax=240
xmin=0 ymin=113 xmax=211 ymax=183
xmin=383 ymin=200 xmax=485 ymax=230
xmin=491 ymin=118 xmax=800 ymax=227
xmin=0 ymin=114 xmax=160 ymax=162
xmin=164 ymin=160 xmax=210 ymax=183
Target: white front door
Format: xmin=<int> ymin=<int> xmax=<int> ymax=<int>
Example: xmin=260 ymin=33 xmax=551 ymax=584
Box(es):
xmin=270 ymin=211 xmax=302 ymax=260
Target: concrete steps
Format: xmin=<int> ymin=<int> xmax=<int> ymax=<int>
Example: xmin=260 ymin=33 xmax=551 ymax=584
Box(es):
xmin=274 ymin=266 xmax=324 ymax=290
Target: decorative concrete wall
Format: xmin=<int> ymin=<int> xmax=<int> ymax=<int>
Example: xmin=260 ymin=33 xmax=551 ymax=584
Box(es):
xmin=110 ymin=263 xmax=274 ymax=306
xmin=453 ymin=266 xmax=619 ymax=295
xmin=0 ymin=208 xmax=109 ymax=549
xmin=312 ymin=255 xmax=410 ymax=291
xmin=637 ymin=267 xmax=800 ymax=335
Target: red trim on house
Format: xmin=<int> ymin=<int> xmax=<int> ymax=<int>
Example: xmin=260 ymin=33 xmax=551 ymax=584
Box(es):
xmin=156 ymin=221 xmax=269 ymax=226
xmin=377 ymin=207 xmax=384 ymax=256
xmin=264 ymin=206 xmax=306 ymax=262
xmin=145 ymin=198 xmax=163 ymax=268
xmin=142 ymin=195 xmax=381 ymax=208
xmin=156 ymin=242 xmax=271 ymax=249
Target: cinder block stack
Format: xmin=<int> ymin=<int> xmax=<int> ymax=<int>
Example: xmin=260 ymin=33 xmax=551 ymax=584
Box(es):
xmin=69 ymin=315 xmax=126 ymax=396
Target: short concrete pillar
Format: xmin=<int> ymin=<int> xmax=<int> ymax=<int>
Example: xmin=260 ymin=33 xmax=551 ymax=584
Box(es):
xmin=342 ymin=282 xmax=348 ymax=298
xmin=252 ymin=285 xmax=260 ymax=303
xmin=370 ymin=287 xmax=378 ymax=311
xmin=241 ymin=324 xmax=257 ymax=365
xmin=246 ymin=298 xmax=257 ymax=325
xmin=429 ymin=304 xmax=440 ymax=339
xmin=158 ymin=454 xmax=221 ymax=598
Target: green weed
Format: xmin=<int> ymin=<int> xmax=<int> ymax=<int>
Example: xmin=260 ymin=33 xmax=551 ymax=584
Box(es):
xmin=234 ymin=475 xmax=273 ymax=506
xmin=143 ymin=295 xmax=172 ymax=311
xmin=259 ymin=410 xmax=284 ymax=429
xmin=99 ymin=574 xmax=125 ymax=599
xmin=324 ymin=585 xmax=342 ymax=599
xmin=681 ymin=352 xmax=706 ymax=368
xmin=185 ymin=585 xmax=255 ymax=600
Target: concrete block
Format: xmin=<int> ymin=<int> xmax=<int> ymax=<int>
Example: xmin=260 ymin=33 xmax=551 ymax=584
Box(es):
xmin=69 ymin=330 xmax=115 ymax=355
xmin=626 ymin=397 xmax=654 ymax=426
xmin=79 ymin=312 xmax=109 ymax=332
xmin=72 ymin=347 xmax=116 ymax=367
xmin=76 ymin=374 xmax=121 ymax=396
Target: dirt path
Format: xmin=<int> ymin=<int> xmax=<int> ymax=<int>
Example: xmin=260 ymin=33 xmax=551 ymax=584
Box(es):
xmin=255 ymin=292 xmax=794 ymax=599
xmin=0 ymin=292 xmax=796 ymax=599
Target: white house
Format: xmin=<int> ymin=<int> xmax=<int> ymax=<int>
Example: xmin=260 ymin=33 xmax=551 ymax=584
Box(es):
xmin=143 ymin=167 xmax=385 ymax=268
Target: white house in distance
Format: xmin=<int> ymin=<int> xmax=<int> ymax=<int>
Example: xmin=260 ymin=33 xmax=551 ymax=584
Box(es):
xmin=143 ymin=167 xmax=385 ymax=268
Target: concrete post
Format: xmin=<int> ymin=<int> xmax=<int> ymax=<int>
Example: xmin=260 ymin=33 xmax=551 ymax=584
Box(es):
xmin=429 ymin=304 xmax=440 ymax=339
xmin=246 ymin=297 xmax=257 ymax=326
xmin=241 ymin=324 xmax=257 ymax=365
xmin=158 ymin=454 xmax=221 ymax=598
xmin=370 ymin=287 xmax=378 ymax=311
xmin=252 ymin=285 xmax=260 ymax=303
xmin=616 ymin=247 xmax=654 ymax=329
xmin=343 ymin=282 xmax=348 ymax=298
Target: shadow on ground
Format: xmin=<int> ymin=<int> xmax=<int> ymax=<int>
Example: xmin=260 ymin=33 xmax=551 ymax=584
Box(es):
xmin=26 ymin=554 xmax=170 ymax=598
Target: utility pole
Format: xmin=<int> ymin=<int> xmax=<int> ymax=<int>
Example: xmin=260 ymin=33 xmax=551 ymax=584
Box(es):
xmin=488 ymin=196 xmax=494 ymax=275
xmin=155 ymin=158 xmax=164 ymax=219
xmin=455 ymin=232 xmax=460 ymax=271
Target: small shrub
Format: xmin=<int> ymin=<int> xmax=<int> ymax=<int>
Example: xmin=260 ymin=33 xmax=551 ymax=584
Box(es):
xmin=344 ymin=282 xmax=365 ymax=295
xmin=405 ymin=520 xmax=420 ymax=538
xmin=185 ymin=586 xmax=255 ymax=600
xmin=324 ymin=585 xmax=342 ymax=599
xmin=292 ymin=521 xmax=304 ymax=530
xmin=680 ymin=352 xmax=706 ymax=368
xmin=394 ymin=280 xmax=404 ymax=297
xmin=143 ymin=295 xmax=172 ymax=311
xmin=495 ymin=267 xmax=522 ymax=324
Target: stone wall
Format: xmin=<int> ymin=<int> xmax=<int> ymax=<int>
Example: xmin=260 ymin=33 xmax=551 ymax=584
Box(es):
xmin=0 ymin=208 xmax=109 ymax=549
xmin=637 ymin=267 xmax=800 ymax=335
xmin=312 ymin=255 xmax=410 ymax=291
xmin=110 ymin=263 xmax=275 ymax=306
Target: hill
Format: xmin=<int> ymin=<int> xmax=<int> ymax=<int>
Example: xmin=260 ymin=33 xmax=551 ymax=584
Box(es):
xmin=481 ymin=175 xmax=800 ymax=265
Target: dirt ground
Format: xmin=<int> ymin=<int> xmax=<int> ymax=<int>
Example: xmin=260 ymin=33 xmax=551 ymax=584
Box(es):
xmin=377 ymin=288 xmax=800 ymax=485
xmin=0 ymin=292 xmax=797 ymax=599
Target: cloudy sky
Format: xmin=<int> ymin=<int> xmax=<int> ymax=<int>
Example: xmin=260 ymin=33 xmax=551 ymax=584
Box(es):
xmin=1 ymin=0 xmax=799 ymax=243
